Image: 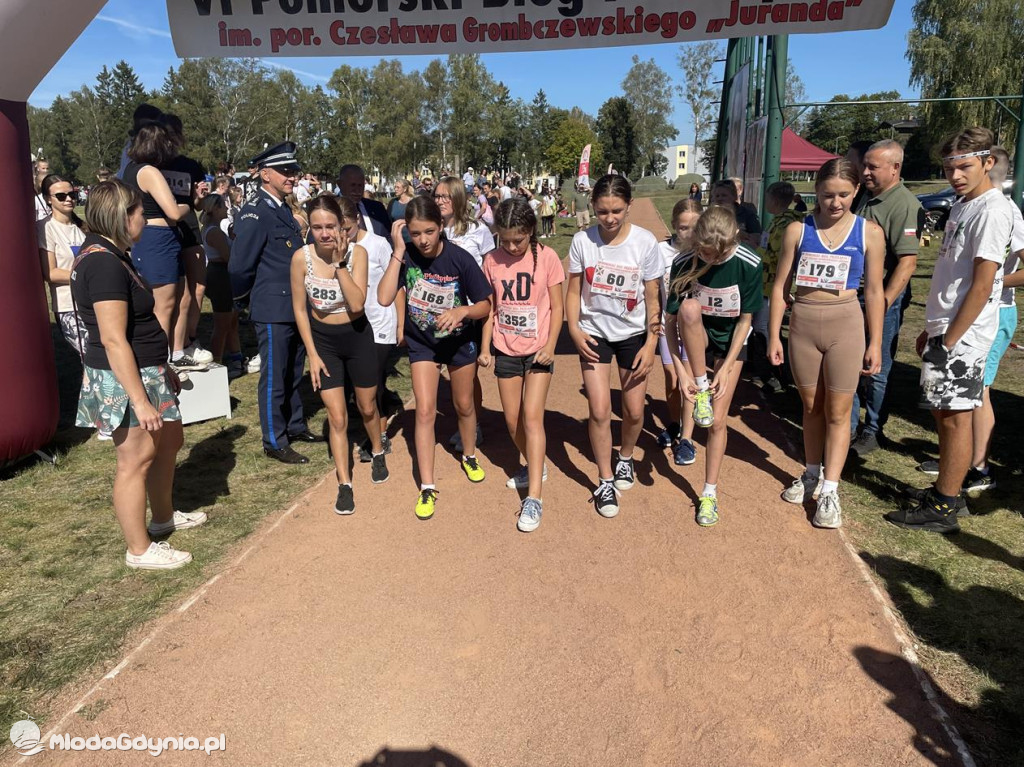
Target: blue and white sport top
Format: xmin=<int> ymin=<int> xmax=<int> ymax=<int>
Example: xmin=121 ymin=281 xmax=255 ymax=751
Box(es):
xmin=795 ymin=215 xmax=865 ymax=291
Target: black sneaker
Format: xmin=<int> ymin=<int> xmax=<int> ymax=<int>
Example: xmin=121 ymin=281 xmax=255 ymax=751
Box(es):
xmin=613 ymin=455 xmax=635 ymax=491
xmin=334 ymin=484 xmax=355 ymax=515
xmin=359 ymin=434 xmax=391 ymax=463
xmin=962 ymin=467 xmax=996 ymax=493
xmin=885 ymin=488 xmax=961 ymax=532
xmin=850 ymin=431 xmax=879 ymax=456
xmin=371 ymin=453 xmax=390 ymax=484
xmin=170 ymin=354 xmax=207 ymax=372
xmin=903 ymin=485 xmax=969 ymax=516
xmin=590 ymin=480 xmax=619 ymax=518
xmin=916 ymin=459 xmax=939 ymax=475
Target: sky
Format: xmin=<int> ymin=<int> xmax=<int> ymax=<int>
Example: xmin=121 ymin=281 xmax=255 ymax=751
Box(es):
xmin=30 ymin=0 xmax=920 ymax=146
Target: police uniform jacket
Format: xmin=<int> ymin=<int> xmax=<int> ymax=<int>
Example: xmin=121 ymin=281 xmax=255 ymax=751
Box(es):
xmin=229 ymin=188 xmax=303 ymax=324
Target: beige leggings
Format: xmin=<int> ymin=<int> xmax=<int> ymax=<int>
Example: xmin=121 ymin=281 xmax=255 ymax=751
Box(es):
xmin=788 ymin=295 xmax=865 ymax=393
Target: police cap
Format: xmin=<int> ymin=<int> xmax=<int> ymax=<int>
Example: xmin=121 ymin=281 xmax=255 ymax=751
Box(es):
xmin=251 ymin=142 xmax=301 ymax=174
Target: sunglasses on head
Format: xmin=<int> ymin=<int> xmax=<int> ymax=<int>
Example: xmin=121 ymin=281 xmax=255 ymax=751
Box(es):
xmin=52 ymin=191 xmax=77 ymax=202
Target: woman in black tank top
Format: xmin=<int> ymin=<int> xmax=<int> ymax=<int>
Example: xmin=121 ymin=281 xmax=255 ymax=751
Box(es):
xmin=121 ymin=122 xmax=191 ymax=356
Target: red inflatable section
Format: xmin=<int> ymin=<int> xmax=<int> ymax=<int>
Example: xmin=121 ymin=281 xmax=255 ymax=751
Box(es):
xmin=0 ymin=98 xmax=58 ymax=464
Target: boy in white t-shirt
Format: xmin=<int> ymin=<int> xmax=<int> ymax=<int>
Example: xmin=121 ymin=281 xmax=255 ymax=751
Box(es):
xmin=887 ymin=127 xmax=1012 ymax=533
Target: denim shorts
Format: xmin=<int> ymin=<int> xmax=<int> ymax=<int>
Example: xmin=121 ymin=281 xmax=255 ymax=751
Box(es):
xmin=132 ymin=225 xmax=183 ymax=286
xmin=493 ymin=350 xmax=554 ymax=379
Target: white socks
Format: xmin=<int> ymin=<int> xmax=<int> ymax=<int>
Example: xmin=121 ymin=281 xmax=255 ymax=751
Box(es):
xmin=702 ymin=482 xmax=717 ymax=498
xmin=820 ymin=479 xmax=838 ymax=496
xmin=694 ymin=375 xmax=709 ymax=390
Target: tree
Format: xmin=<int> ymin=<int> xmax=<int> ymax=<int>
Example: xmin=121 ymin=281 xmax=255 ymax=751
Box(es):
xmin=364 ymin=60 xmax=427 ymax=179
xmin=447 ymin=54 xmax=497 ymax=171
xmin=907 ymin=0 xmax=1024 ymax=150
xmin=544 ymin=115 xmax=603 ymax=180
xmin=327 ymin=64 xmax=373 ymax=169
xmin=421 ymin=58 xmax=450 ymax=170
xmin=677 ymin=40 xmax=722 ymax=168
xmin=621 ymin=56 xmax=678 ymax=177
xmin=804 ymin=91 xmax=918 ymax=154
xmin=784 ymin=62 xmax=808 ymax=134
xmin=595 ymin=97 xmax=639 ymax=178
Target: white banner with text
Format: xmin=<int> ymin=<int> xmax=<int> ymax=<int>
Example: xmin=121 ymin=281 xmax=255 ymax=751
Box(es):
xmin=168 ymin=0 xmax=896 ymax=57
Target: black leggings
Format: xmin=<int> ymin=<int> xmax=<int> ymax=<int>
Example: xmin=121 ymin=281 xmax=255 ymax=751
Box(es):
xmin=375 ymin=342 xmax=396 ymax=415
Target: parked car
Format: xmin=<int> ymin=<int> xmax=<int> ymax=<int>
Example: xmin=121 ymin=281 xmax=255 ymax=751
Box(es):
xmin=918 ymin=179 xmax=1017 ymax=233
xmin=917 ymin=186 xmax=956 ymax=232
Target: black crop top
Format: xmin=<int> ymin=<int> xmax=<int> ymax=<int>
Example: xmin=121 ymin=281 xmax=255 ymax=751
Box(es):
xmin=122 ymin=161 xmax=167 ymax=220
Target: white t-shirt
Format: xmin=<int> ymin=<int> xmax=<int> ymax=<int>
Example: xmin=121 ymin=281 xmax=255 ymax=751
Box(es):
xmin=1000 ymin=199 xmax=1024 ymax=306
xmin=359 ymin=230 xmax=398 ymax=344
xmin=444 ymin=222 xmax=495 ymax=268
xmin=499 ymin=185 xmax=512 ymax=201
xmin=38 ymin=216 xmax=86 ymax=313
xmin=34 ymin=192 xmax=50 ymax=222
xmin=294 ymin=181 xmax=311 ymax=204
xmin=926 ymin=188 xmax=1012 ymax=349
xmin=569 ymin=224 xmax=663 ymax=341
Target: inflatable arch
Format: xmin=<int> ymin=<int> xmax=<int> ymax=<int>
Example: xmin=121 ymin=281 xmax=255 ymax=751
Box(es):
xmin=0 ymin=2 xmax=106 ymax=464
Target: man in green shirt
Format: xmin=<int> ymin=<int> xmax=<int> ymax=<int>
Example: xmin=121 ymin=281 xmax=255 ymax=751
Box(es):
xmin=850 ymin=139 xmax=925 ymax=455
xmin=571 ymin=183 xmax=591 ymax=231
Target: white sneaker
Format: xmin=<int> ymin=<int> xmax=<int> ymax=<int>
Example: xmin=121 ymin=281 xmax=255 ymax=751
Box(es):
xmin=186 ymin=342 xmax=214 ymax=364
xmin=781 ymin=473 xmax=824 ymax=504
xmin=812 ymin=491 xmax=842 ymax=529
xmin=125 ymin=541 xmax=192 ymax=570
xmin=246 ymin=354 xmax=262 ymax=374
xmin=96 ymin=431 xmax=113 ymax=441
xmin=506 ymin=464 xmax=548 ymax=489
xmin=147 ymin=509 xmax=209 ymax=537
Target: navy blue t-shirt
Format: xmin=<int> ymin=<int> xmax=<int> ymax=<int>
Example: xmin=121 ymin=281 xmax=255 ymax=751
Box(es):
xmin=399 ymin=239 xmax=491 ymax=351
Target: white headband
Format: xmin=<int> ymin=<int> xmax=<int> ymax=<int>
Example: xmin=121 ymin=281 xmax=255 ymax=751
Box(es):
xmin=943 ymin=149 xmax=991 ymax=161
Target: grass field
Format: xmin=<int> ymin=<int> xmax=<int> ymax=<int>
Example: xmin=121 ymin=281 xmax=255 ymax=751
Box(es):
xmin=2 ymin=201 xmax=1022 ymax=764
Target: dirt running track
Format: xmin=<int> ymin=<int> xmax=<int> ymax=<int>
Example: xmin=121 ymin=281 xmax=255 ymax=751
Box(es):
xmin=24 ymin=200 xmax=960 ymax=766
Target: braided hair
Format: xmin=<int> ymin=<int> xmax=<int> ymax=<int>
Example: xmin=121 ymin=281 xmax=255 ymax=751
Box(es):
xmin=494 ymin=197 xmax=539 ymax=281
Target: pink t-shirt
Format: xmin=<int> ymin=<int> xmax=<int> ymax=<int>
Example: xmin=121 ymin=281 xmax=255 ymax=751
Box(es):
xmin=483 ymin=243 xmax=565 ymax=356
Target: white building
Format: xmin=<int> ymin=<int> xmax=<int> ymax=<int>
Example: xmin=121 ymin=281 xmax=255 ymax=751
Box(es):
xmin=661 ymin=143 xmax=707 ymax=184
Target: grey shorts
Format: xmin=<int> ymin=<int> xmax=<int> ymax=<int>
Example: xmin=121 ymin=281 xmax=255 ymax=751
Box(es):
xmin=493 ymin=350 xmax=554 ymax=379
xmin=919 ymin=335 xmax=988 ymax=411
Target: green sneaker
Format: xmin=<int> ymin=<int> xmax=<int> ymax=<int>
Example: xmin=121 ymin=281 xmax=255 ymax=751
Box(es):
xmin=693 ymin=389 xmax=714 ymax=427
xmin=696 ymin=495 xmax=719 ymax=526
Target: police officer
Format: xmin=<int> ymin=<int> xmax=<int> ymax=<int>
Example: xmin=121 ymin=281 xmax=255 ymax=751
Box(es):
xmin=230 ymin=142 xmax=319 ymax=464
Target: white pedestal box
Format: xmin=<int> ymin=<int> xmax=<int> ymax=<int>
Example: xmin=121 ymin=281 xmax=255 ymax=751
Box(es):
xmin=176 ymin=364 xmax=232 ymax=426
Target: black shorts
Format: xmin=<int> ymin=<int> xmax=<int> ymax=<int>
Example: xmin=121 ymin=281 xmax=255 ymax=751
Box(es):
xmin=205 ymin=261 xmax=233 ymax=313
xmin=493 ymin=349 xmax=554 ymax=379
xmin=705 ymin=328 xmax=749 ymax=364
xmin=309 ymin=315 xmax=378 ymax=391
xmin=407 ymin=335 xmax=479 ymax=368
xmin=585 ymin=332 xmax=648 ymax=370
xmin=178 ymin=212 xmax=201 ymax=250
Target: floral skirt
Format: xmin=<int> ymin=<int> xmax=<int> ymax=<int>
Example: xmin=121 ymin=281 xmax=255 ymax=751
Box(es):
xmin=76 ymin=364 xmax=180 ymax=432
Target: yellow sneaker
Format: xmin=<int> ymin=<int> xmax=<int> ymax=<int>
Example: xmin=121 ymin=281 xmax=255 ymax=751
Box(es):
xmin=461 ymin=455 xmax=486 ymax=483
xmin=415 ymin=488 xmax=438 ymax=520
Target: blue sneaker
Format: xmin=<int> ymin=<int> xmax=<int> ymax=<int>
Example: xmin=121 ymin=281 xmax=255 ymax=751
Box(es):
xmin=657 ymin=424 xmax=680 ymax=448
xmin=673 ymin=438 xmax=697 ymax=466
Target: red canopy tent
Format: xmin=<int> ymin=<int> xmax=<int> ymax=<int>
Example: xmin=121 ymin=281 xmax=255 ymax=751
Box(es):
xmin=781 ymin=128 xmax=839 ymax=171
